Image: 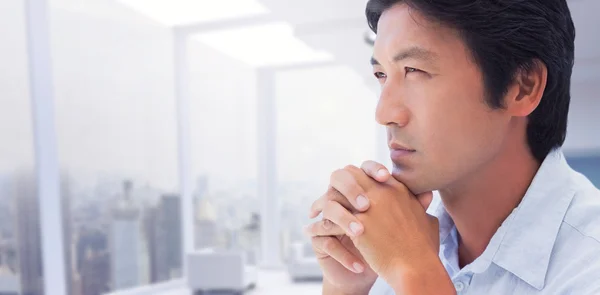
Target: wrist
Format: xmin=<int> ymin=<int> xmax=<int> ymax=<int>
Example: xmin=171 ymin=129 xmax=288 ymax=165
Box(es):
xmin=386 ymin=255 xmax=455 ymax=295
xmin=323 ymin=279 xmax=372 ymax=295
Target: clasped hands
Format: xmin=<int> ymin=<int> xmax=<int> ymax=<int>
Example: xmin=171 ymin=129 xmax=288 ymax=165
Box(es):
xmin=305 ymin=161 xmax=454 ymax=294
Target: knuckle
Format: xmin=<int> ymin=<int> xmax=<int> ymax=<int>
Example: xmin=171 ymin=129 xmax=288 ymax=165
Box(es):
xmin=322 ymin=238 xmax=336 ymax=252
xmin=311 ymin=237 xmax=319 ymax=247
xmin=346 ymin=178 xmax=363 ymax=195
xmin=330 ymin=188 xmax=343 ymax=199
xmin=322 ymin=200 xmax=338 ymax=218
xmin=344 ymin=164 xmax=359 ymax=172
xmin=361 ymin=160 xmax=374 ymax=169
xmin=325 ymin=187 xmax=339 ymax=200
xmin=330 ymin=169 xmax=343 ymax=183
xmin=325 ymin=199 xmax=338 ymax=209
xmin=310 ymin=199 xmax=319 ymax=211
xmin=307 ymin=223 xmax=316 ymax=234
xmin=311 ymin=238 xmax=323 ymax=253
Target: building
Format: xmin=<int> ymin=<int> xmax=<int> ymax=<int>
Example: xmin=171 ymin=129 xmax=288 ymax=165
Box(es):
xmin=109 ymin=180 xmax=141 ymax=291
xmin=0 ymin=264 xmax=19 ymax=295
xmin=142 ymin=206 xmax=158 ymax=283
xmin=61 ymin=177 xmax=74 ymax=295
xmin=75 ymin=227 xmax=109 ymax=295
xmin=194 ymin=198 xmax=219 ymax=249
xmin=80 ymin=249 xmax=110 ymax=295
xmin=146 ymin=194 xmax=182 ymax=283
xmin=13 ymin=172 xmax=73 ymax=295
xmin=14 ymin=173 xmax=44 ymax=295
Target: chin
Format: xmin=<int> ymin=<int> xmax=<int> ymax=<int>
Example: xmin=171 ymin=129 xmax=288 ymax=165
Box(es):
xmin=391 ymin=165 xmax=436 ymax=195
xmin=392 ymin=167 xmax=418 ymax=191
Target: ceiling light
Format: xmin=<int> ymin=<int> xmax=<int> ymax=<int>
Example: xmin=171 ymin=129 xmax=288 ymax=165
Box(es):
xmin=116 ymin=0 xmax=269 ymax=26
xmin=193 ymin=22 xmax=334 ymax=67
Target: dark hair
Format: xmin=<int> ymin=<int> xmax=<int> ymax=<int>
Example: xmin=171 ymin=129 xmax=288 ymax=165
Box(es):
xmin=366 ymin=0 xmax=575 ymax=162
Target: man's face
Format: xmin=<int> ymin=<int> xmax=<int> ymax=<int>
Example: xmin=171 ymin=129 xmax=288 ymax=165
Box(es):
xmin=372 ymin=4 xmax=512 ymax=194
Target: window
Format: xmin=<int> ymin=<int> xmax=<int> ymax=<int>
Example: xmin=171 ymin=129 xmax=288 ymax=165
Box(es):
xmin=188 ymin=39 xmax=260 ymax=262
xmin=49 ymin=1 xmax=182 ymax=293
xmin=275 ymin=65 xmax=378 ymax=261
xmin=0 ymin=1 xmax=43 ymax=295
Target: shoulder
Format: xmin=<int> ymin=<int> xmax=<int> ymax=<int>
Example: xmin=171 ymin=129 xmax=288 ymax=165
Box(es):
xmin=545 ymin=170 xmax=600 ymax=293
xmin=562 ymin=170 xmax=600 ymax=242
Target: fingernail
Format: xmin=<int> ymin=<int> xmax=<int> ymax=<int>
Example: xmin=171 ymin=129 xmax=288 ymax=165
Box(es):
xmin=356 ymin=195 xmax=369 ymax=209
xmin=377 ymin=169 xmax=388 ymax=179
xmin=350 ymin=222 xmax=362 ymax=236
xmin=353 ymin=262 xmax=364 ymax=273
xmin=322 ymin=219 xmax=332 ymax=229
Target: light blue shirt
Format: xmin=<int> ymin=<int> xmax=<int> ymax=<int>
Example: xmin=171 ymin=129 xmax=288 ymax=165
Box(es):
xmin=370 ymin=150 xmax=600 ymax=294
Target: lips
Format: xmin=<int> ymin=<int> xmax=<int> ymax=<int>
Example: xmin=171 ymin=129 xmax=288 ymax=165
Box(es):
xmin=389 ymin=142 xmax=415 ymax=152
xmin=389 ymin=142 xmax=416 ymax=161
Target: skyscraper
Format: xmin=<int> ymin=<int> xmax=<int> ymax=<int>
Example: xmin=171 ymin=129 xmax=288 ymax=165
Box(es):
xmin=13 ymin=172 xmax=73 ymax=295
xmin=80 ymin=249 xmax=109 ymax=295
xmin=75 ymin=228 xmax=109 ymax=295
xmin=142 ymin=206 xmax=158 ymax=283
xmin=0 ymin=263 xmax=19 ymax=295
xmin=14 ymin=173 xmax=43 ymax=295
xmin=61 ymin=177 xmax=74 ymax=295
xmin=147 ymin=194 xmax=181 ymax=282
xmin=195 ymin=198 xmax=219 ymax=249
xmin=109 ymin=180 xmax=141 ymax=290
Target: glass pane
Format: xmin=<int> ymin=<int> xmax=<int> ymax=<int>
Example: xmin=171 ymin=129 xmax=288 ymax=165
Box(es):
xmin=275 ymin=65 xmax=378 ymax=262
xmin=49 ymin=0 xmax=182 ymax=293
xmin=188 ymin=40 xmax=260 ymax=263
xmin=0 ymin=1 xmax=45 ymax=295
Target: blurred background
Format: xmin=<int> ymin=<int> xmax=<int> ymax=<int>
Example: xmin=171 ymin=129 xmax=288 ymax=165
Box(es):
xmin=0 ymin=0 xmax=598 ymax=294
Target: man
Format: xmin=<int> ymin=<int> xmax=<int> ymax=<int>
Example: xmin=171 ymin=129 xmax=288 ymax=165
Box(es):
xmin=305 ymin=0 xmax=600 ymax=294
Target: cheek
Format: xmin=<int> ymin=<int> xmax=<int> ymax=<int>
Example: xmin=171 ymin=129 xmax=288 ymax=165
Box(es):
xmin=408 ymin=78 xmax=503 ymax=158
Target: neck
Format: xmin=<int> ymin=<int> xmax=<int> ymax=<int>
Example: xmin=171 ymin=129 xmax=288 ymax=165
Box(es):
xmin=439 ymin=133 xmax=541 ymax=268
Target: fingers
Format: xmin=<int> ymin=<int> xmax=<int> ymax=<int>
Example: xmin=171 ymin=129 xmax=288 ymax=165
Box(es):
xmin=309 ymin=187 xmax=354 ymax=218
xmin=304 ymin=219 xmax=346 ymax=237
xmin=321 ymin=200 xmax=364 ymax=237
xmin=329 ymin=168 xmax=370 ymax=212
xmin=310 ymin=164 xmax=385 ymax=218
xmin=360 ymin=160 xmax=390 ymax=183
xmin=312 ymin=236 xmax=365 ymax=273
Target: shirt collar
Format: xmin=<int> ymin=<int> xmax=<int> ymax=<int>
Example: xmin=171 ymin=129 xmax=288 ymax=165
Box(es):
xmin=430 ymin=149 xmax=576 ymax=290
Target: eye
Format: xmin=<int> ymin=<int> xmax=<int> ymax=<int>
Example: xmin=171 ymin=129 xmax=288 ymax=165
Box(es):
xmin=405 ymin=67 xmax=420 ymax=74
xmin=374 ymin=72 xmax=387 ymax=79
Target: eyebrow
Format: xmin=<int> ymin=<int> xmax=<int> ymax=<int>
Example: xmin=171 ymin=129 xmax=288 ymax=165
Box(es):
xmin=370 ymin=46 xmax=437 ymax=66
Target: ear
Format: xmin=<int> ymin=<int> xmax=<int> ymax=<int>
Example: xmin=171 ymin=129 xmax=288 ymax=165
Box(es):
xmin=505 ymin=59 xmax=548 ymax=117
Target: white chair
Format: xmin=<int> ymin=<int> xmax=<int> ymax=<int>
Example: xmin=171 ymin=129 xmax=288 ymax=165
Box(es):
xmin=187 ymin=249 xmax=257 ymax=294
xmin=287 ymin=242 xmax=323 ymax=282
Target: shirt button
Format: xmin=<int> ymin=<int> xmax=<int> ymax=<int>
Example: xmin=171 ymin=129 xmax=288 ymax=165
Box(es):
xmin=454 ymin=281 xmax=466 ymax=292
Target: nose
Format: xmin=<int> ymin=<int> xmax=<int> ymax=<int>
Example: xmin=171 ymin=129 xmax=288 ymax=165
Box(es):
xmin=375 ymin=81 xmax=410 ymax=128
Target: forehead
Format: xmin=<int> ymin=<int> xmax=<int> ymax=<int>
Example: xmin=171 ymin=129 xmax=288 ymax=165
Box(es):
xmin=373 ymin=4 xmax=467 ymax=62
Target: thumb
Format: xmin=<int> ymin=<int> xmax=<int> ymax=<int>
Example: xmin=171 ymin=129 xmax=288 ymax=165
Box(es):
xmin=416 ymin=191 xmax=434 ymax=211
